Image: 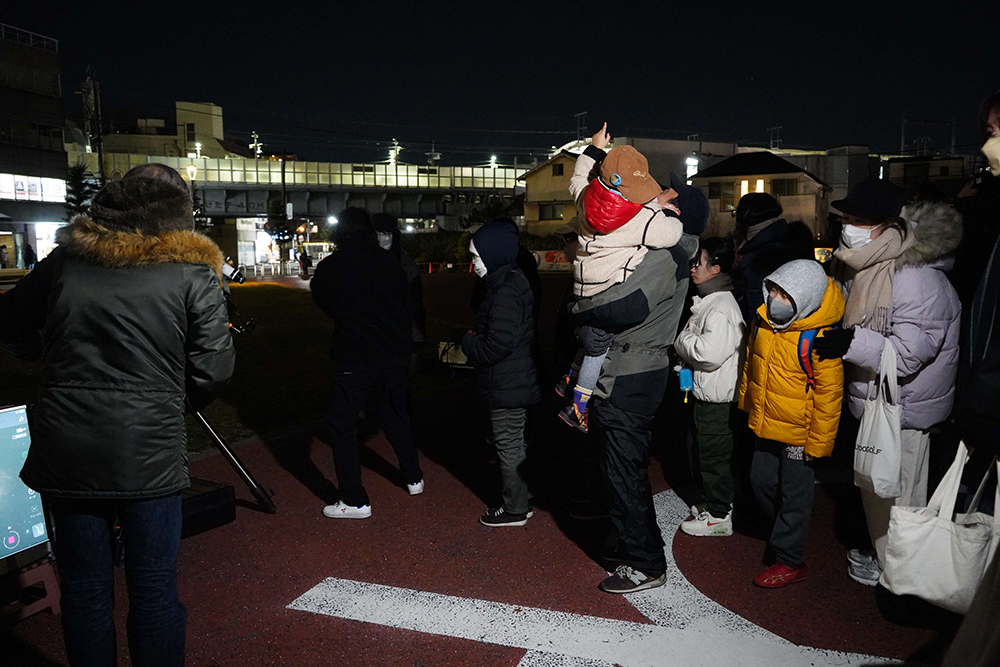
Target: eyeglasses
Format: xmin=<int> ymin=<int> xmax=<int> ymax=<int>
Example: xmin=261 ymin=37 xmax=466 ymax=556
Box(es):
xmin=689 ymin=257 xmax=701 ymax=269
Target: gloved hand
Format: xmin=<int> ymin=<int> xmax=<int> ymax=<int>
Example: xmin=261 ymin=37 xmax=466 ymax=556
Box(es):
xmin=575 ymin=325 xmax=614 ymax=356
xmin=814 ymin=327 xmax=855 ymax=360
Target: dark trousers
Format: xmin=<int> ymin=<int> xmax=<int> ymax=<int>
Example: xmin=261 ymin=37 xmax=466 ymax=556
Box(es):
xmin=694 ymin=400 xmax=735 ymax=518
xmin=750 ymin=439 xmax=815 ymax=568
xmin=490 ymin=407 xmax=530 ymax=515
xmin=47 ymin=494 xmax=186 ymax=667
xmin=327 ymin=365 xmax=423 ymax=506
xmin=593 ymin=379 xmax=667 ymax=576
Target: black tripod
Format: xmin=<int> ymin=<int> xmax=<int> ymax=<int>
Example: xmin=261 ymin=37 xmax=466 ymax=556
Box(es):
xmin=192 ymin=410 xmax=276 ymax=514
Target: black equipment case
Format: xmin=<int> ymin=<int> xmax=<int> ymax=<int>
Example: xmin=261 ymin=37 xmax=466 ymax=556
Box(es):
xmin=181 ymin=478 xmax=236 ymax=538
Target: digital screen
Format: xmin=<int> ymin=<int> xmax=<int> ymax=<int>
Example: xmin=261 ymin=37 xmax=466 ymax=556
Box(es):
xmin=0 ymin=406 xmax=48 ymax=559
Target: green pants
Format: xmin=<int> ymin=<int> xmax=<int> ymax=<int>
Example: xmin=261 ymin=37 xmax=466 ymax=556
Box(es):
xmin=694 ymin=400 xmax=735 ymax=518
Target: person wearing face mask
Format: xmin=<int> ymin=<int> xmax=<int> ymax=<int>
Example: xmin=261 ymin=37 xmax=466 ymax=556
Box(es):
xmin=673 ymin=238 xmax=746 ymax=537
xmin=462 ymin=218 xmax=542 ymax=527
xmin=814 ymin=181 xmax=963 ymax=586
xmin=739 ymin=259 xmax=845 ymax=588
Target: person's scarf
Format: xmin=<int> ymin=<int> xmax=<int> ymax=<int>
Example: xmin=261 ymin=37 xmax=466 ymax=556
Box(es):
xmin=743 ymin=216 xmax=782 ymax=243
xmin=835 ymin=226 xmax=915 ymax=335
xmin=695 ymin=272 xmax=734 ymax=298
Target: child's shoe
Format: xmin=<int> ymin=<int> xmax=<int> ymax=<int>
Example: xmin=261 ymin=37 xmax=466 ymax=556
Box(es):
xmin=847 ymin=549 xmax=881 ymax=586
xmin=322 ymin=500 xmax=372 ymax=519
xmin=558 ymin=403 xmax=588 ymax=433
xmin=680 ymin=510 xmax=733 ymax=537
xmin=753 ymin=562 xmax=808 ymax=588
xmin=554 ymin=372 xmax=573 ymax=397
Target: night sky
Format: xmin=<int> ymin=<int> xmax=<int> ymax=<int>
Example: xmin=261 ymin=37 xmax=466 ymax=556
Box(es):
xmin=5 ymin=1 xmax=999 ymax=165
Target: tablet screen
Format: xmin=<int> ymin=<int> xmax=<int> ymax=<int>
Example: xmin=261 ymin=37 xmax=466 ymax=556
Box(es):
xmin=0 ymin=405 xmax=48 ymax=559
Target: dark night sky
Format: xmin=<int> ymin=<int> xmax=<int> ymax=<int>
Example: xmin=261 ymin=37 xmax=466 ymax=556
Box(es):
xmin=4 ymin=1 xmax=999 ymax=165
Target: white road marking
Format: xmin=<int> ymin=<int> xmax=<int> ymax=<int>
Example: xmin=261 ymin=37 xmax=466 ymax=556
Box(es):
xmin=288 ymin=489 xmax=901 ymax=666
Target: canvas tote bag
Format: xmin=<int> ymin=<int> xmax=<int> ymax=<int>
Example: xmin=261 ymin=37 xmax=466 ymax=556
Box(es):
xmin=881 ymin=443 xmax=1000 ymax=614
xmin=854 ymin=339 xmax=903 ymax=498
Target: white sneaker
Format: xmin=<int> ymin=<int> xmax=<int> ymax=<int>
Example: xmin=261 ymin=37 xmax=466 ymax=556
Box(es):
xmin=322 ymin=501 xmax=372 ymax=519
xmin=848 ymin=548 xmax=877 ymax=567
xmin=848 ymin=554 xmax=881 ymax=586
xmin=681 ymin=510 xmax=733 ymax=537
xmin=407 ymin=479 xmax=425 ymax=496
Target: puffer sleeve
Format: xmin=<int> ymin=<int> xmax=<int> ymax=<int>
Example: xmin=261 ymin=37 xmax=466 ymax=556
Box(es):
xmin=805 ymin=347 xmax=844 ymax=458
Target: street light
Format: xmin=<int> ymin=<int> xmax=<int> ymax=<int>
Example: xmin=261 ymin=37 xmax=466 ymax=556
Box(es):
xmin=195 ymin=142 xmax=202 ymax=159
xmin=186 ymin=164 xmax=197 ymax=182
xmin=327 ymin=215 xmax=338 ymax=226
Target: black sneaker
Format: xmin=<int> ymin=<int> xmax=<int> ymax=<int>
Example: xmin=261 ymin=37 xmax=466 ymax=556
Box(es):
xmin=479 ymin=507 xmax=530 ymax=527
xmin=554 ymin=372 xmax=573 ymax=397
xmin=598 ymin=565 xmax=667 ymax=594
xmin=558 ymin=404 xmax=589 ymax=433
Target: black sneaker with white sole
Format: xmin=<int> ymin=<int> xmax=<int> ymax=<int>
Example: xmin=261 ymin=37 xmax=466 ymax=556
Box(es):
xmin=479 ymin=506 xmax=532 ymax=527
xmin=598 ymin=565 xmax=667 ymax=594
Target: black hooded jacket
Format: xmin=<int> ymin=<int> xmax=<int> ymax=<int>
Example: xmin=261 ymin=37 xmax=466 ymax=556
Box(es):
xmin=372 ymin=215 xmax=427 ymax=346
xmin=462 ymin=222 xmax=541 ymax=408
xmin=734 ymin=219 xmax=815 ymax=323
xmin=0 ymin=178 xmax=234 ymax=499
xmin=311 ymin=238 xmax=412 ymax=370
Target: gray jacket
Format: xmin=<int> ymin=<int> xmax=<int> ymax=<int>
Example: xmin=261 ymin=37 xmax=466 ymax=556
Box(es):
xmin=843 ymin=201 xmax=963 ymax=430
xmin=571 ymin=235 xmax=699 ymax=401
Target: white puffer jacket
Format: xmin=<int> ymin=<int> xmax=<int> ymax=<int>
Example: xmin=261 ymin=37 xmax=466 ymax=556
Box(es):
xmin=674 ymin=290 xmax=746 ymax=403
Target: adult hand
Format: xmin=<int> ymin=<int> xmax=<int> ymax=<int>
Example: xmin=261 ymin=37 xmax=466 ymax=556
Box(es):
xmin=657 ymin=188 xmax=680 ymax=214
xmin=576 ymin=325 xmax=614 ymax=356
xmin=814 ymin=327 xmax=855 ymax=360
xmin=592 ymin=122 xmax=611 ymax=150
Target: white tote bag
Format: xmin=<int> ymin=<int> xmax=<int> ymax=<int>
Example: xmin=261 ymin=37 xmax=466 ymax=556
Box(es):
xmin=881 ymin=443 xmax=1000 ymax=614
xmin=854 ymin=340 xmax=903 ymax=499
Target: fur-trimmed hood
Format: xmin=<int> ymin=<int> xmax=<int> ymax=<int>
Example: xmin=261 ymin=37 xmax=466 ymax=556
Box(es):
xmin=56 ymin=217 xmax=225 ymax=279
xmin=897 ymin=200 xmax=963 ymax=268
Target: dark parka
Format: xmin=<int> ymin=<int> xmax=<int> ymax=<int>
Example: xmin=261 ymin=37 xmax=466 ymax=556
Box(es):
xmin=0 ymin=201 xmax=234 ymax=499
xmin=462 ymin=223 xmax=541 ymax=409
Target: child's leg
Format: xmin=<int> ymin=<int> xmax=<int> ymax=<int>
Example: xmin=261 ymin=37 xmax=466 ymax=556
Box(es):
xmin=749 ymin=440 xmax=780 ymax=520
xmin=694 ymin=401 xmax=735 ymax=518
xmin=771 ymin=446 xmax=815 ymax=569
xmin=572 ymin=351 xmax=608 ymax=412
xmin=489 ymin=407 xmax=530 ymax=515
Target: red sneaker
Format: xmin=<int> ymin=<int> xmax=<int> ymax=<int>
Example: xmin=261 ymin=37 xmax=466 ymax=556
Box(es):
xmin=753 ymin=562 xmax=808 ymax=588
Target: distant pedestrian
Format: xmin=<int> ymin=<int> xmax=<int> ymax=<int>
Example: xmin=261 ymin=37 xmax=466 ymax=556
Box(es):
xmin=462 ymin=218 xmax=542 ymax=527
xmin=311 ymin=207 xmax=424 ymax=519
xmin=741 ymin=259 xmax=844 ymax=588
xmin=815 ymin=183 xmax=962 ymax=586
xmin=22 ymin=242 xmax=36 ymax=269
xmin=0 ymin=244 xmax=8 ymax=269
xmin=298 ymin=248 xmax=312 ymax=277
xmin=673 ymin=237 xmax=745 ymax=538
xmin=731 ymin=193 xmax=815 ymax=324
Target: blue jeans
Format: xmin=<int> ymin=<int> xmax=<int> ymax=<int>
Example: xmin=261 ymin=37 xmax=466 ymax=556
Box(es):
xmin=47 ymin=493 xmax=186 ymax=667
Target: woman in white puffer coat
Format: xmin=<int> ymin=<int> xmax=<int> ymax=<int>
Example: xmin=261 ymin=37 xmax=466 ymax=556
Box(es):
xmin=674 ymin=237 xmax=747 ymax=537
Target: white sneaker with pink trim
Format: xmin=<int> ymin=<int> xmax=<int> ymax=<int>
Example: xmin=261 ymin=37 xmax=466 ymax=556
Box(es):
xmin=322 ymin=501 xmax=372 ymax=519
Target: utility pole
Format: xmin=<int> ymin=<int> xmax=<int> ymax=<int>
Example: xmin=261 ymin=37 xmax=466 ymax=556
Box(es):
xmin=900 ymin=115 xmax=907 ymax=153
xmin=575 ymin=112 xmax=588 ymax=141
xmin=82 ymin=66 xmax=106 ymax=186
xmin=768 ymin=126 xmax=783 ymax=150
xmin=249 ymin=131 xmax=263 ymax=159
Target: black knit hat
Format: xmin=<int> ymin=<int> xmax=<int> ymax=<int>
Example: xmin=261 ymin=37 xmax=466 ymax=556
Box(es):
xmin=90 ymin=172 xmax=194 ymax=234
xmin=832 ymin=180 xmax=903 ymax=221
xmin=668 ymin=171 xmax=709 ymax=235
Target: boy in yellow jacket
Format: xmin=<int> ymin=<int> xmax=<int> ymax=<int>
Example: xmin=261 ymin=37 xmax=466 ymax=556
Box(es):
xmin=739 ymin=259 xmax=844 ymax=588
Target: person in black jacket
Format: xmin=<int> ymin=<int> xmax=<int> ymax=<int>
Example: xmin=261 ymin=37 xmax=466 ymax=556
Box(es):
xmin=373 ymin=213 xmax=427 ymax=366
xmin=732 ymin=193 xmax=815 ymax=324
xmin=310 ymin=207 xmax=424 ymax=520
xmin=0 ymin=163 xmax=235 ymax=667
xmin=463 ymin=218 xmax=542 ymax=527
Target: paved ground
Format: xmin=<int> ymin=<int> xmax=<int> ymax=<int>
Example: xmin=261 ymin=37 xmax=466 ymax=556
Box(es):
xmin=5 ymin=274 xmax=962 ymax=665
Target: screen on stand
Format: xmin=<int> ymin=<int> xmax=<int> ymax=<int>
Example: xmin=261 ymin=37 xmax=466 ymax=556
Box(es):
xmin=0 ymin=405 xmax=48 ymax=559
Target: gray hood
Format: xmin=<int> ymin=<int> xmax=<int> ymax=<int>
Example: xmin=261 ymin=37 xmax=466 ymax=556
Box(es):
xmin=763 ymin=259 xmax=829 ymax=329
xmin=898 ymin=201 xmax=963 ymax=269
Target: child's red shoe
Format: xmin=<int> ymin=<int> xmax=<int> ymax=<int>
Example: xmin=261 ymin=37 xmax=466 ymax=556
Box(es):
xmin=753 ymin=562 xmax=808 ymax=588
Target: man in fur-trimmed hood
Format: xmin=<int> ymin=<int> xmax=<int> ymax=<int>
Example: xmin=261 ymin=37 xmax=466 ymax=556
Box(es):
xmin=0 ymin=163 xmax=234 ymax=665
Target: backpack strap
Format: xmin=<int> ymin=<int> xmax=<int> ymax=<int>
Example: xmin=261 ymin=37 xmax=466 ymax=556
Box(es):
xmin=797 ymin=329 xmax=819 ymax=392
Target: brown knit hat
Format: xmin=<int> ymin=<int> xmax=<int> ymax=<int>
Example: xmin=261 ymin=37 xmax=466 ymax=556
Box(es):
xmin=600 ymin=146 xmax=661 ymax=204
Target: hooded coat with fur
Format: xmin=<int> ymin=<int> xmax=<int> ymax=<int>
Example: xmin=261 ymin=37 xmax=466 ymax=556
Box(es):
xmin=843 ymin=200 xmax=963 ymax=429
xmin=0 ymin=204 xmax=234 ymax=499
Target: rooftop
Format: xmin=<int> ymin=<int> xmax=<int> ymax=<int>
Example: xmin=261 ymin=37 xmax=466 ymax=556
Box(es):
xmin=0 ymin=23 xmax=58 ymax=53
xmin=691 ymin=151 xmax=831 ymax=188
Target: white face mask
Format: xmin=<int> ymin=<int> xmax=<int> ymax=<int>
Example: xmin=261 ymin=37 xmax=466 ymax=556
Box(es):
xmin=841 ymin=223 xmax=883 ymax=249
xmin=376 ymin=232 xmax=393 ymax=250
xmin=470 ymin=240 xmax=488 ymax=277
xmin=982 ymin=132 xmax=1000 ymax=177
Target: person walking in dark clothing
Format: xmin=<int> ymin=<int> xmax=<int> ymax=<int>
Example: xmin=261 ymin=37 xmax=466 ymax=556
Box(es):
xmin=0 ymin=163 xmax=235 ymax=667
xmin=463 ymin=218 xmax=542 ymax=527
xmin=310 ymin=207 xmax=424 ymax=519
xmin=22 ymin=242 xmax=36 ymax=269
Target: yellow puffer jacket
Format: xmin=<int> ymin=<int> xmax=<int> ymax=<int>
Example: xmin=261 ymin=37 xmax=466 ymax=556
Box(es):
xmin=739 ymin=277 xmax=845 ymax=457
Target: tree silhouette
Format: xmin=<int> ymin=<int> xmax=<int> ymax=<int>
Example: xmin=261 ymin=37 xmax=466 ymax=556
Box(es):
xmin=64 ymin=162 xmax=97 ymax=221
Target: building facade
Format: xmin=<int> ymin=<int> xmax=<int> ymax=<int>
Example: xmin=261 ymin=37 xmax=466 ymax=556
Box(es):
xmin=0 ymin=23 xmax=67 ymax=267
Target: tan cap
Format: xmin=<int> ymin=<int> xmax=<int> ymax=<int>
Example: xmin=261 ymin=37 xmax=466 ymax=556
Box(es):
xmin=600 ymin=146 xmax=661 ymax=204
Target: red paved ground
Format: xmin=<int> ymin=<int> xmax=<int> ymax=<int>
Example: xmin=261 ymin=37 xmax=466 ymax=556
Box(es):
xmin=4 ymin=273 xmax=961 ymax=665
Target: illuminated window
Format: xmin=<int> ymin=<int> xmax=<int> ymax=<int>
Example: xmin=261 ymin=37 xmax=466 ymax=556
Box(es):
xmin=755 ymin=179 xmax=764 ymax=193
xmin=740 ymin=180 xmax=749 ymax=197
xmin=685 ymin=157 xmax=699 ymax=183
